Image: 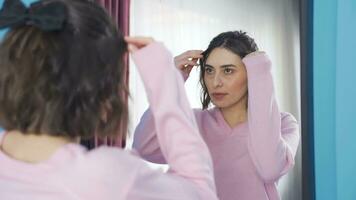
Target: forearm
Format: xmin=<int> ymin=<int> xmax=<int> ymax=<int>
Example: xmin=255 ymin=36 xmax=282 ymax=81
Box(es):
xmin=244 ymin=53 xmax=299 ymax=182
xmin=132 ymin=42 xmax=216 ymax=194
xmin=133 ymin=108 xmax=166 ymax=164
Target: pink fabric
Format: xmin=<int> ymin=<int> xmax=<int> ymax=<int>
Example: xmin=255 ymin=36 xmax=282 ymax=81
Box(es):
xmin=0 ymin=43 xmax=218 ymax=200
xmin=133 ymin=53 xmax=300 ymax=200
xmin=95 ymin=0 xmax=130 ymax=147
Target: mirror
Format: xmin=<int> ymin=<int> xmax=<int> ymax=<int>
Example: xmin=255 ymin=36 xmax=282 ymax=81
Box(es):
xmin=128 ymin=0 xmax=302 ymax=199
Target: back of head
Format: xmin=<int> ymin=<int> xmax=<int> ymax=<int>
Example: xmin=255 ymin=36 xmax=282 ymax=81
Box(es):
xmin=0 ymin=0 xmax=128 ymax=140
xmin=199 ymin=31 xmax=259 ymax=109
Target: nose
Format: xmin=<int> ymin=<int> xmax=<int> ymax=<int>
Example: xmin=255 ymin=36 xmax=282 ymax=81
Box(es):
xmin=213 ymin=73 xmax=223 ymax=88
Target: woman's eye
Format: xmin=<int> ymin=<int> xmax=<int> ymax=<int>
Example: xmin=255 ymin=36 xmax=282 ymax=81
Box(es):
xmin=205 ymin=68 xmax=213 ymax=74
xmin=224 ymin=68 xmax=233 ymax=74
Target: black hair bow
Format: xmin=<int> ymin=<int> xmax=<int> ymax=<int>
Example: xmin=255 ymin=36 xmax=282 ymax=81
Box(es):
xmin=0 ymin=0 xmax=67 ymax=31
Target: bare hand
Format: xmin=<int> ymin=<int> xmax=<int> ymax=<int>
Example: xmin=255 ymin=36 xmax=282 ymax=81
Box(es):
xmin=124 ymin=36 xmax=155 ymax=53
xmin=174 ymin=50 xmax=203 ymax=77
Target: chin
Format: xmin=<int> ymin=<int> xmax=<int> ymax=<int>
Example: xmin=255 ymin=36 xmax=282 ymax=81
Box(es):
xmin=212 ymin=101 xmax=228 ymax=108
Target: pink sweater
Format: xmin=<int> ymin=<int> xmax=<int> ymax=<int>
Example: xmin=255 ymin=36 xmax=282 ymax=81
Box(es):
xmin=133 ymin=53 xmax=300 ymax=200
xmin=0 ymin=43 xmax=218 ymax=200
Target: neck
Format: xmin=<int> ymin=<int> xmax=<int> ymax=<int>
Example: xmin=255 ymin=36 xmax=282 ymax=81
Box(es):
xmin=220 ymin=94 xmax=248 ymax=128
xmin=1 ymin=131 xmax=79 ymax=163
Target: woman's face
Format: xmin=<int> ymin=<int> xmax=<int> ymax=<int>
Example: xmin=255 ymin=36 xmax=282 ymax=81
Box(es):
xmin=203 ymin=47 xmax=248 ymax=110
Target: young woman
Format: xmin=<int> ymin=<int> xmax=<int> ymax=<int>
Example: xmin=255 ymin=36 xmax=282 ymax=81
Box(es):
xmin=0 ymin=0 xmax=218 ymax=199
xmin=133 ymin=31 xmax=300 ymax=200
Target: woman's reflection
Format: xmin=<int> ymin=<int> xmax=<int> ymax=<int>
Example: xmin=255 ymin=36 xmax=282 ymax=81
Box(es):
xmin=133 ymin=30 xmax=300 ymax=200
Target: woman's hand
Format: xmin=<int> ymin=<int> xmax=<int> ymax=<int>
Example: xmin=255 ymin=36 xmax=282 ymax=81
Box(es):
xmin=124 ymin=36 xmax=155 ymax=53
xmin=174 ymin=50 xmax=203 ymax=77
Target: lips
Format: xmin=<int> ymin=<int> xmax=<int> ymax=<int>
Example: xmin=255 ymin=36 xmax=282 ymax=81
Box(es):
xmin=211 ymin=93 xmax=227 ymax=101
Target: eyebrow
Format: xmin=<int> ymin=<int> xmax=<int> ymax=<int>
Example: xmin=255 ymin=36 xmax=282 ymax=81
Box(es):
xmin=205 ymin=64 xmax=237 ymax=68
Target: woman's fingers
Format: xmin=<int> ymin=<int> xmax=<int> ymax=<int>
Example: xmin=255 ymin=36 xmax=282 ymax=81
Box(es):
xmin=127 ymin=44 xmax=138 ymax=52
xmin=125 ymin=40 xmax=203 ymax=76
xmin=174 ymin=60 xmax=199 ymax=74
xmin=175 ymin=59 xmax=199 ymax=67
xmin=180 ymin=65 xmax=193 ymax=75
xmin=175 ymin=50 xmax=204 ymax=61
xmin=124 ymin=36 xmax=154 ymax=44
xmin=124 ymin=36 xmax=155 ymax=52
xmin=174 ymin=50 xmax=203 ymax=70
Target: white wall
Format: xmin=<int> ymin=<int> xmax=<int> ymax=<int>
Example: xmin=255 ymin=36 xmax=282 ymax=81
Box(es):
xmin=128 ymin=0 xmax=301 ymax=199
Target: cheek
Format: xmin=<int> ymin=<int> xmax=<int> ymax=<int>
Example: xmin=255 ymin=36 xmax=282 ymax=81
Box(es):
xmin=228 ymin=76 xmax=247 ymax=92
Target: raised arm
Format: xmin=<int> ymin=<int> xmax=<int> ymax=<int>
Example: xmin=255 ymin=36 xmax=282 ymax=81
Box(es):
xmin=127 ymin=40 xmax=217 ymax=199
xmin=132 ymin=49 xmax=203 ymax=163
xmin=243 ymin=52 xmax=300 ymax=183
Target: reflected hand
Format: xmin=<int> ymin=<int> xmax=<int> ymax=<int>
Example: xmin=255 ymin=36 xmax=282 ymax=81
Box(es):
xmin=174 ymin=50 xmax=203 ymax=77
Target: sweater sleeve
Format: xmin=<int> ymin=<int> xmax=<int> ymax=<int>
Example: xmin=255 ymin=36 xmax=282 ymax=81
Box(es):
xmin=132 ymin=109 xmax=167 ymax=164
xmin=243 ymin=53 xmax=300 ymax=183
xmin=129 ymin=42 xmax=217 ymax=199
xmin=132 ymin=53 xmax=191 ymax=163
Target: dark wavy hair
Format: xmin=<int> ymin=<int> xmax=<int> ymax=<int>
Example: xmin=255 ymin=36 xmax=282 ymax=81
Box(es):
xmin=199 ymin=31 xmax=259 ymax=109
xmin=0 ymin=0 xmax=128 ymax=140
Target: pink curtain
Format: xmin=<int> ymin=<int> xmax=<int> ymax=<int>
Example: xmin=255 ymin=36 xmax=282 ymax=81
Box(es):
xmin=95 ymin=0 xmax=130 ymax=148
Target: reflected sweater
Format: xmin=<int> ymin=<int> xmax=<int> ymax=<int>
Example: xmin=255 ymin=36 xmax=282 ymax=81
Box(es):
xmin=133 ymin=53 xmax=300 ymax=200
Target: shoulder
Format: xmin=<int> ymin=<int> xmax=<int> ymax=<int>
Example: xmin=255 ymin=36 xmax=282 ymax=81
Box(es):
xmin=83 ymin=147 xmax=145 ymax=172
xmin=56 ymin=145 xmax=147 ymax=182
xmin=58 ymin=146 xmax=146 ymax=198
